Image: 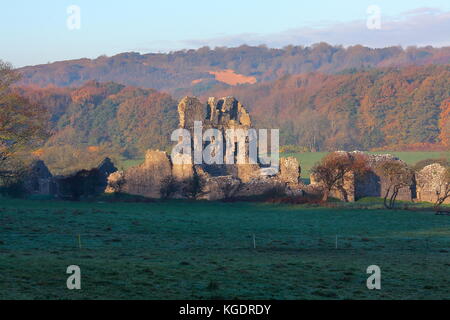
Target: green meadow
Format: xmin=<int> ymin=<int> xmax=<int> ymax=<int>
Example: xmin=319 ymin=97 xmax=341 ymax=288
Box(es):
xmin=0 ymin=197 xmax=449 ymax=300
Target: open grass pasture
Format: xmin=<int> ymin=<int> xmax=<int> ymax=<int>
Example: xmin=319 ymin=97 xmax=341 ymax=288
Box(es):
xmin=0 ymin=197 xmax=449 ymax=300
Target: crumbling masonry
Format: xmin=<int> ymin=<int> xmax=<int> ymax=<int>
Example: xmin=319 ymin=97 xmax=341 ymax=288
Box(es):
xmin=106 ymin=96 xmax=303 ymax=200
xmin=19 ymin=96 xmax=447 ymax=204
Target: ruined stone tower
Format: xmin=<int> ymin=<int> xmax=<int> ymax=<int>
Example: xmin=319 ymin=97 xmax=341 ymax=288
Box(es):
xmin=178 ymin=96 xmax=252 ymax=131
xmin=177 ymin=96 xmax=257 ymax=179
xmin=106 ymin=96 xmax=302 ymax=200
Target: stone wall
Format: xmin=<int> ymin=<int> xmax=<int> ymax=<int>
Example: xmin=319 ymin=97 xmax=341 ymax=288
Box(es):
xmin=107 ymin=149 xmax=303 ymax=201
xmin=310 ymin=151 xmax=415 ymax=202
xmin=416 ymin=163 xmax=450 ymax=204
xmin=112 ymin=150 xmax=173 ymax=199
xmin=23 ymin=160 xmax=55 ymax=195
xmin=279 ymin=157 xmax=301 ymax=185
xmin=178 ymin=97 xmax=205 ymax=129
xmin=106 ymin=96 xmax=305 ymax=201
xmin=54 ymin=158 xmax=117 ymax=200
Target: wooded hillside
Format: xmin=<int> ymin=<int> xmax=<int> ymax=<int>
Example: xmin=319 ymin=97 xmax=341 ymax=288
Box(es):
xmin=15 ymin=64 xmax=449 ymax=169
xmin=211 ymin=65 xmax=450 ymax=151
xmin=17 ymin=43 xmax=450 ymax=96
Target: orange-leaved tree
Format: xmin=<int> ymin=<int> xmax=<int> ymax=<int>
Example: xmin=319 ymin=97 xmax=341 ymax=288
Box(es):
xmin=0 ymin=60 xmax=48 ymax=177
xmin=439 ymin=99 xmax=450 ymax=147
xmin=311 ymin=152 xmax=369 ymax=202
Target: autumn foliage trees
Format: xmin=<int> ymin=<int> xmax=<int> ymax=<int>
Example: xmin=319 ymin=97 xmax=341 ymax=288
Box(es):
xmin=15 ymin=81 xmax=179 ymax=174
xmin=439 ymin=99 xmax=450 ymax=147
xmin=8 ymin=56 xmax=450 ymax=174
xmin=311 ymin=152 xmax=369 ymax=202
xmin=0 ymin=60 xmax=48 ymax=176
xmin=16 ymin=43 xmax=450 ymax=93
xmin=213 ymin=65 xmax=450 ymax=151
xmin=13 ymin=64 xmax=449 ymax=174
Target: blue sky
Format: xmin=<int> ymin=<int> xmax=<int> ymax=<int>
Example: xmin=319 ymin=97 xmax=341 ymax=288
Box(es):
xmin=1 ymin=0 xmax=450 ymax=67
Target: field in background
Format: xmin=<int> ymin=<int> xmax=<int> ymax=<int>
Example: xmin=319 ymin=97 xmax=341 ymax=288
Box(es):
xmin=120 ymin=151 xmax=450 ymax=179
xmin=0 ymin=198 xmax=449 ymax=300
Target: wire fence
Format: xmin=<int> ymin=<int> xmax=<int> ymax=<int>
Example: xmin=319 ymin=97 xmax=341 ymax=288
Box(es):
xmin=1 ymin=232 xmax=448 ymax=254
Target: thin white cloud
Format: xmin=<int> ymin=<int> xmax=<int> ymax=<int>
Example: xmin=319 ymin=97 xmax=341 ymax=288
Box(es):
xmin=401 ymin=7 xmax=442 ymax=16
xmin=170 ymin=8 xmax=450 ymax=49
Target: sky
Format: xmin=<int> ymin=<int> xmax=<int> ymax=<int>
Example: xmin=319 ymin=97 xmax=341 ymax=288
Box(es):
xmin=1 ymin=0 xmax=450 ymax=67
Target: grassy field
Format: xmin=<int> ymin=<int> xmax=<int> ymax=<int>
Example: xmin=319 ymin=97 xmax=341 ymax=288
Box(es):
xmin=0 ymin=197 xmax=449 ymax=300
xmin=120 ymin=151 xmax=450 ymax=179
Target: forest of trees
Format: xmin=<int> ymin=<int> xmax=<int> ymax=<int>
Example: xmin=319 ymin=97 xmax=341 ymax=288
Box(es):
xmin=212 ymin=65 xmax=450 ymax=151
xmin=0 ymin=61 xmax=48 ymax=193
xmin=3 ymin=44 xmax=448 ymax=173
xmin=17 ymin=43 xmax=450 ymax=96
xmin=10 ymin=63 xmax=448 ymax=174
xmin=16 ymin=81 xmax=179 ymax=173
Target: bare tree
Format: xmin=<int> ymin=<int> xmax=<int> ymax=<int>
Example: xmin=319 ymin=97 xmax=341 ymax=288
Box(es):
xmin=311 ymin=152 xmax=369 ymax=202
xmin=375 ymin=160 xmax=414 ymax=209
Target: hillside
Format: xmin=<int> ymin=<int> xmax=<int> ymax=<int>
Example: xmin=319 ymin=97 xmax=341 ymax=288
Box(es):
xmin=210 ymin=65 xmax=450 ymax=151
xmin=16 ymin=64 xmax=449 ymax=173
xmin=17 ymin=82 xmax=179 ymax=173
xmin=17 ymin=44 xmax=450 ymax=96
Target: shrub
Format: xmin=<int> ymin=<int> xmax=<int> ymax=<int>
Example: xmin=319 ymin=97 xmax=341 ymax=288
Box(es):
xmin=311 ymin=152 xmax=369 ymax=202
xmin=160 ymin=176 xmax=177 ymax=199
xmin=0 ymin=174 xmax=26 ymax=198
xmin=280 ymin=145 xmax=310 ymax=154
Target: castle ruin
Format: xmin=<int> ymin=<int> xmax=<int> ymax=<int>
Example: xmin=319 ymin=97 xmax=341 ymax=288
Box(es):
xmin=106 ymin=96 xmax=303 ymax=200
xmin=14 ymin=96 xmax=448 ymax=205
